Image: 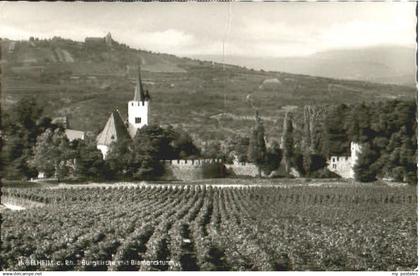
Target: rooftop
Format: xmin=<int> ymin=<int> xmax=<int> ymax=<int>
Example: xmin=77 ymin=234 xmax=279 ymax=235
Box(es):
xmin=96 ymin=110 xmax=130 ymax=146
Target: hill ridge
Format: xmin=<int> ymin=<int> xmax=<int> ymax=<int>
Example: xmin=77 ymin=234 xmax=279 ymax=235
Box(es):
xmin=1 ymin=36 xmax=416 ymax=142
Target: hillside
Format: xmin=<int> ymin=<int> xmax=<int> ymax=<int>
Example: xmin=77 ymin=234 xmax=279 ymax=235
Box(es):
xmin=196 ymin=46 xmax=417 ymax=87
xmin=0 ymin=36 xmax=416 ymax=143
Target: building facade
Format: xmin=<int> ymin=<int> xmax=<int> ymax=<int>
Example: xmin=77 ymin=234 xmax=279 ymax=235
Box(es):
xmin=327 ymin=142 xmax=361 ymax=179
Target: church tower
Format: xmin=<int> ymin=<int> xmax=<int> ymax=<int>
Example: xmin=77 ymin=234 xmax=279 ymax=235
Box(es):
xmin=127 ymin=66 xmax=150 ymax=138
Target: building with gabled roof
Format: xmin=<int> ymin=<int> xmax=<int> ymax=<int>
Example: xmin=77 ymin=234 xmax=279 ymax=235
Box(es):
xmin=96 ymin=109 xmax=130 ymax=158
xmin=97 ymin=65 xmax=151 ymax=158
xmin=65 ymin=129 xmax=85 ymax=142
xmin=52 ymin=116 xmax=85 ymax=142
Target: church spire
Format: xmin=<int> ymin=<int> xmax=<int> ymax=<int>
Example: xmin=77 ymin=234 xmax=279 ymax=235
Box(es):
xmin=133 ymin=64 xmax=147 ymax=102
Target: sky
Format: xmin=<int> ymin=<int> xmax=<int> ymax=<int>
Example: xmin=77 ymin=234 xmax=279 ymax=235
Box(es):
xmin=0 ymin=2 xmax=416 ymax=58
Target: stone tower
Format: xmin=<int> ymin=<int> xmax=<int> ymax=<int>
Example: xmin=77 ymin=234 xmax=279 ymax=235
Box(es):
xmin=127 ymin=66 xmax=151 ymax=138
xmin=349 ymin=142 xmax=361 ymax=171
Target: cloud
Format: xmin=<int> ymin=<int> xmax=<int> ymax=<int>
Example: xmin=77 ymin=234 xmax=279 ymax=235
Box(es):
xmin=240 ymin=20 xmax=312 ymax=44
xmin=0 ymin=2 xmax=416 ymax=58
xmin=0 ymin=25 xmax=32 ymax=40
xmin=319 ymin=18 xmax=416 ymax=49
xmin=228 ymin=19 xmax=320 ymax=57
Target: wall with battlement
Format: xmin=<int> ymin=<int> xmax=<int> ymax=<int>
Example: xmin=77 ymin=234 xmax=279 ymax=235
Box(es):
xmin=161 ymin=159 xmax=260 ymax=180
xmin=161 ymin=159 xmax=225 ymax=181
xmin=225 ymin=161 xmax=260 ymax=177
xmin=162 ymin=159 xmax=223 ymax=166
xmin=328 ymin=156 xmax=353 ymax=178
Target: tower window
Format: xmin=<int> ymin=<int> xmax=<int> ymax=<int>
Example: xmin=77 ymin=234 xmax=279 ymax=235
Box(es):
xmin=131 ymin=103 xmax=133 ymax=106
xmin=135 ymin=117 xmax=141 ymax=124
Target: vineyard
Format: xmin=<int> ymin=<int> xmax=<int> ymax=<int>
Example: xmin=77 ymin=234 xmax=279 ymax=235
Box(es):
xmin=1 ymin=184 xmax=417 ymax=271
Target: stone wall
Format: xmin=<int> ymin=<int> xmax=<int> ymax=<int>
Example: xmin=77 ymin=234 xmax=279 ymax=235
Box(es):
xmin=327 ymin=156 xmax=354 ymax=178
xmin=162 ymin=159 xmax=264 ymax=180
xmin=327 ymin=142 xmax=362 ymax=179
xmin=225 ymin=161 xmax=260 ymax=177
xmin=161 ymin=159 xmax=225 ymax=181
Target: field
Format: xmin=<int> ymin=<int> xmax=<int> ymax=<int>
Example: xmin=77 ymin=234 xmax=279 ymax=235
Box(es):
xmin=1 ymin=183 xmax=417 ymax=271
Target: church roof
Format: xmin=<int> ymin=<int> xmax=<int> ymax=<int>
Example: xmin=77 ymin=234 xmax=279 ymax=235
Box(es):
xmin=96 ymin=110 xmax=130 ymax=146
xmin=133 ymin=65 xmax=150 ymax=102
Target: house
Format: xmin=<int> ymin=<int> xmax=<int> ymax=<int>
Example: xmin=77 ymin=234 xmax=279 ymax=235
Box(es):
xmin=52 ymin=116 xmax=85 ymax=142
xmin=64 ymin=129 xmax=85 ymax=142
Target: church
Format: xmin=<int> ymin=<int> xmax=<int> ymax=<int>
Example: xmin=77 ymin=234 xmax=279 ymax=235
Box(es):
xmin=96 ymin=67 xmax=151 ymax=158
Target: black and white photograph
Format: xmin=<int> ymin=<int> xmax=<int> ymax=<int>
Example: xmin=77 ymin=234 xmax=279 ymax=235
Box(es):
xmin=0 ymin=1 xmax=417 ymax=274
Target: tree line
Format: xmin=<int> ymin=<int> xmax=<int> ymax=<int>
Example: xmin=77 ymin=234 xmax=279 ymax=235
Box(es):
xmin=238 ymin=100 xmax=417 ymax=184
xmin=1 ymin=97 xmax=200 ymax=182
xmin=1 ymin=97 xmax=416 ymax=184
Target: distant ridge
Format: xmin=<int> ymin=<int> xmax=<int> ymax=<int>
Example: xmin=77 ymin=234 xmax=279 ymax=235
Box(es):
xmin=195 ymin=45 xmax=416 ymax=87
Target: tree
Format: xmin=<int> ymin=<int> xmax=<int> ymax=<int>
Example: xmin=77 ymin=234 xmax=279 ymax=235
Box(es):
xmin=248 ymin=112 xmax=266 ymax=177
xmin=302 ymin=106 xmax=326 ymax=176
xmin=262 ymin=141 xmax=282 ymax=175
xmin=171 ymin=128 xmax=200 ymax=159
xmin=131 ymin=125 xmax=166 ymax=179
xmin=106 ymin=138 xmax=133 ymax=180
xmin=134 ymin=125 xmax=176 ymax=160
xmin=281 ymin=112 xmax=294 ymax=173
xmin=224 ymin=135 xmax=250 ymax=163
xmin=354 ymin=143 xmax=378 ymax=182
xmin=73 ymin=138 xmax=107 ymax=180
xmin=321 ymin=104 xmax=350 ymax=156
xmin=107 ymin=125 xmax=169 ymax=180
xmin=104 ymin=125 xmax=201 ymax=181
xmin=30 ymin=128 xmax=76 ymax=181
xmin=302 ymin=105 xmax=325 ymax=154
xmin=2 ymin=96 xmax=55 ymax=179
xmin=350 ymin=101 xmax=417 ymax=184
xmin=202 ymin=141 xmax=224 ymax=159
xmin=30 ymin=129 xmax=55 ymax=177
xmin=302 ymin=154 xmax=326 ymax=177
xmin=1 ymin=131 xmax=35 ymax=179
xmin=132 ymin=125 xmax=200 ymax=160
